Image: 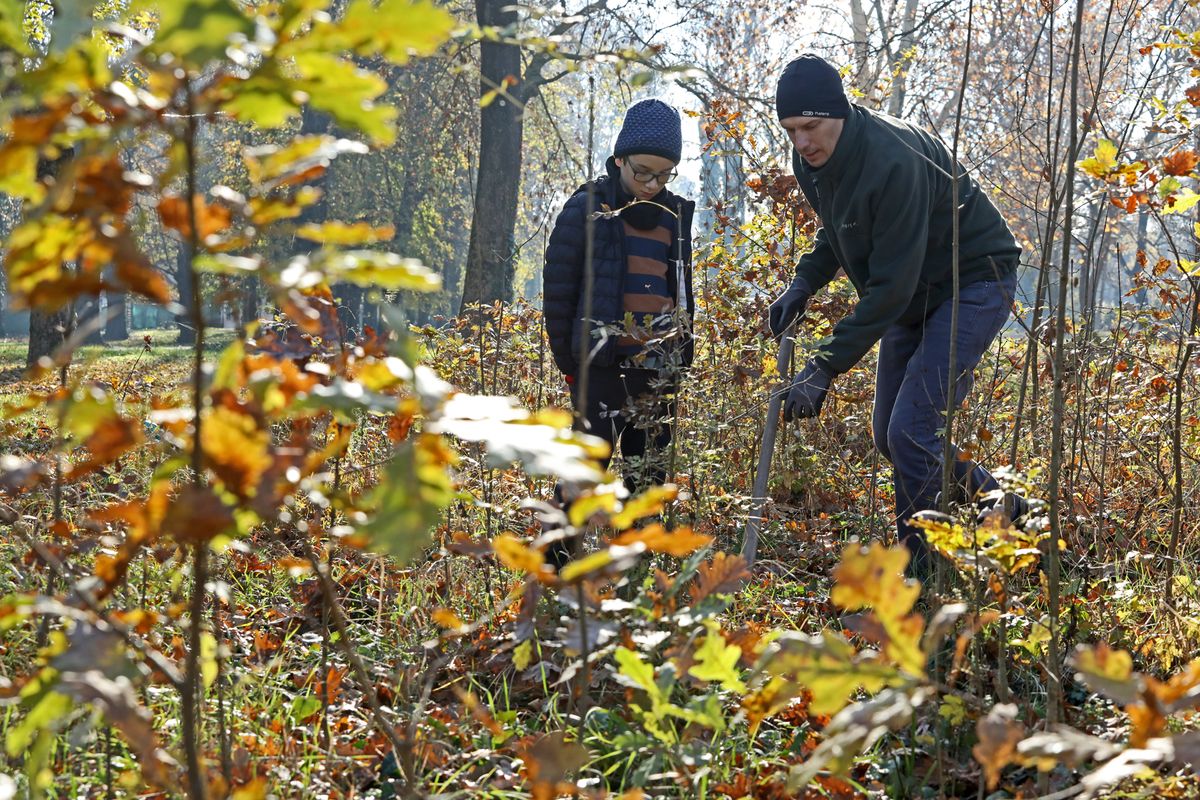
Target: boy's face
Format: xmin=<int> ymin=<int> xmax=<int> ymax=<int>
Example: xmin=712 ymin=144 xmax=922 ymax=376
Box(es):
xmin=615 ymin=154 xmax=679 ymax=201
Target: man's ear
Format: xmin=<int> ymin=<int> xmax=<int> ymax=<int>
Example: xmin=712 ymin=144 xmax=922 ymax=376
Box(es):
xmin=614 ymin=157 xmax=624 ymax=168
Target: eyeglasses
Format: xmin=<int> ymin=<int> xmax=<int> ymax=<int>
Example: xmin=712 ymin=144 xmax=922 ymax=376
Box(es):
xmin=627 ymin=162 xmax=678 ymax=185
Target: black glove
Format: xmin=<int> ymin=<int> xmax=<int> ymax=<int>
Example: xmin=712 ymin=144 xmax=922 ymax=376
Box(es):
xmin=784 ymin=360 xmax=832 ymax=420
xmin=768 ymin=277 xmax=813 ymax=338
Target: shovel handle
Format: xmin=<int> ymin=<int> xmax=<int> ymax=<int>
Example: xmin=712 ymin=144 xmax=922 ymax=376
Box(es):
xmin=741 ymin=326 xmax=796 ymax=567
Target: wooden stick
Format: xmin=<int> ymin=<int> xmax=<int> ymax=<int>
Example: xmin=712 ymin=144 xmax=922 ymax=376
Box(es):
xmin=742 ymin=325 xmax=796 ymax=567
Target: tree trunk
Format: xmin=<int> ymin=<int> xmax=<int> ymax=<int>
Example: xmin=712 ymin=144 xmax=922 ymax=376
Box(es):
xmin=175 ymin=245 xmax=196 ymax=345
xmin=105 ymin=290 xmax=129 ymax=341
xmin=27 ymin=306 xmax=72 ymax=369
xmin=241 ymin=275 xmax=260 ymax=327
xmin=459 ymin=0 xmax=524 ymax=312
xmin=76 ymin=294 xmax=104 ymax=345
xmin=886 ymin=0 xmax=921 ymax=117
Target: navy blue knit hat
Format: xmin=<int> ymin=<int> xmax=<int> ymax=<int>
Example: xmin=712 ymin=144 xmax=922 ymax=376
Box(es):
xmin=776 ymin=55 xmax=850 ymax=120
xmin=613 ymin=99 xmax=682 ymax=163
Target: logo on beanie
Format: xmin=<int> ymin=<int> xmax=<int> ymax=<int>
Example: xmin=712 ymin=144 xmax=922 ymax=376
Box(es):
xmin=801 ymin=110 xmax=835 ymax=118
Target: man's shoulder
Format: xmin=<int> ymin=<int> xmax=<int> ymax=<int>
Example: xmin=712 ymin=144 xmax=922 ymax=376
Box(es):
xmin=859 ymin=107 xmax=945 ymax=169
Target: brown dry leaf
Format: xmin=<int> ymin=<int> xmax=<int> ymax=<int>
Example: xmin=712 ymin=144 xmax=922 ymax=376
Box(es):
xmin=65 ymin=415 xmax=143 ymax=480
xmin=202 ymin=405 xmax=272 ymax=498
xmin=610 ymin=524 xmax=712 ymax=557
xmin=162 ymin=485 xmax=235 ymax=545
xmin=89 ymin=482 xmax=172 ymax=597
xmin=690 ymin=552 xmax=750 ymax=604
xmin=1162 ymin=149 xmax=1199 ymax=177
xmin=974 ymin=703 xmax=1025 ymax=790
xmin=315 ymin=666 xmax=346 ymax=705
xmin=61 ymin=154 xmax=137 ymax=217
xmin=520 ymin=731 xmax=588 ymax=800
xmin=447 ymin=532 xmax=492 ymax=560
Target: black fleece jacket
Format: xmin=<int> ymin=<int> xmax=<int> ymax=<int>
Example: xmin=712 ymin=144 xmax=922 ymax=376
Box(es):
xmin=792 ymin=104 xmax=1021 ymax=375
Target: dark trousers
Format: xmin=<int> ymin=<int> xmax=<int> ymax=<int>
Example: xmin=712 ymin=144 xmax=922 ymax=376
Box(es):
xmin=572 ymin=366 xmax=674 ymax=490
xmin=872 ymin=271 xmax=1016 ymax=564
xmin=547 ymin=366 xmax=675 ymax=565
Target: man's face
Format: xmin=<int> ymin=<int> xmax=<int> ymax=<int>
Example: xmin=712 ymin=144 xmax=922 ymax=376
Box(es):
xmin=615 ymin=154 xmax=679 ymax=201
xmin=780 ymin=116 xmax=845 ymax=168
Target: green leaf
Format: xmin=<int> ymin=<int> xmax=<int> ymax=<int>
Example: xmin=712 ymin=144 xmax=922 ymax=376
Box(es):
xmin=319 ymin=251 xmax=441 ymax=291
xmin=755 ymin=630 xmax=902 ymax=717
xmin=296 ymin=221 xmax=395 ymax=246
xmin=1078 ymin=138 xmax=1118 ymax=179
xmin=558 ymin=549 xmax=614 ymax=583
xmin=359 ymin=435 xmax=453 ymax=565
xmin=297 ymin=378 xmax=400 ymax=419
xmin=615 ymin=646 xmax=659 ymax=698
xmin=289 ymin=51 xmax=396 ymax=145
xmin=212 ymin=338 xmax=246 ymax=391
xmin=688 ymin=621 xmax=747 ymax=693
xmin=0 ymin=0 xmax=30 ymax=55
xmin=50 ymin=0 xmax=95 ymax=55
xmin=244 ymin=135 xmax=368 ymax=187
xmin=137 ymin=0 xmax=255 ymax=66
xmin=300 ymin=0 xmax=456 ymax=64
xmin=60 ymin=387 xmax=117 ymax=442
xmin=0 ymin=144 xmax=42 ymax=203
xmin=200 ymin=632 xmax=219 ymax=689
xmin=289 ymin=694 xmax=322 ymax=722
xmin=6 ymin=686 xmax=72 ymax=758
xmin=220 ymin=63 xmax=303 ymax=130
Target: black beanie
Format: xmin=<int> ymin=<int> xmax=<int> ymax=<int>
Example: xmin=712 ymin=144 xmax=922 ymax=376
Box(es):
xmin=613 ymin=99 xmax=683 ymax=163
xmin=775 ymin=54 xmax=850 ymax=120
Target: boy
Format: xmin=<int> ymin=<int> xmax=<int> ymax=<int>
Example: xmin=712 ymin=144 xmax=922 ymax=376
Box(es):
xmin=542 ymin=98 xmax=696 ymax=564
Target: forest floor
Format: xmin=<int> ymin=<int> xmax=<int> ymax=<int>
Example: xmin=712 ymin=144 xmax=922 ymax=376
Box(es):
xmin=1 ymin=314 xmax=1200 ymax=799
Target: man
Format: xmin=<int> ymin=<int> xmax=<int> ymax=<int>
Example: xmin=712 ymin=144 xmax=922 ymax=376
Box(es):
xmin=768 ymin=54 xmax=1026 ymax=569
xmin=542 ymin=98 xmax=695 ymax=564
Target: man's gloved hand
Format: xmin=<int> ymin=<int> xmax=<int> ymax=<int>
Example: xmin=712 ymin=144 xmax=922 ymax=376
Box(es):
xmin=768 ymin=277 xmax=813 ymax=338
xmin=784 ymin=360 xmax=832 ymax=420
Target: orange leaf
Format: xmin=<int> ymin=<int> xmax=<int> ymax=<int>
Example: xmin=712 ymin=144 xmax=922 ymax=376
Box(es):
xmin=1162 ymin=149 xmax=1199 ymax=177
xmin=158 ymin=193 xmax=233 ymax=241
xmin=609 ymin=524 xmax=712 ymax=556
xmin=202 ymin=405 xmax=272 ymax=498
xmin=1126 ymin=697 xmax=1165 ymax=747
xmin=431 ymin=608 xmax=465 ymax=629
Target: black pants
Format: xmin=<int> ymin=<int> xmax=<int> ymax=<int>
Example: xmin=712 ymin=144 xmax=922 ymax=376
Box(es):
xmin=547 ymin=366 xmax=676 ymax=565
